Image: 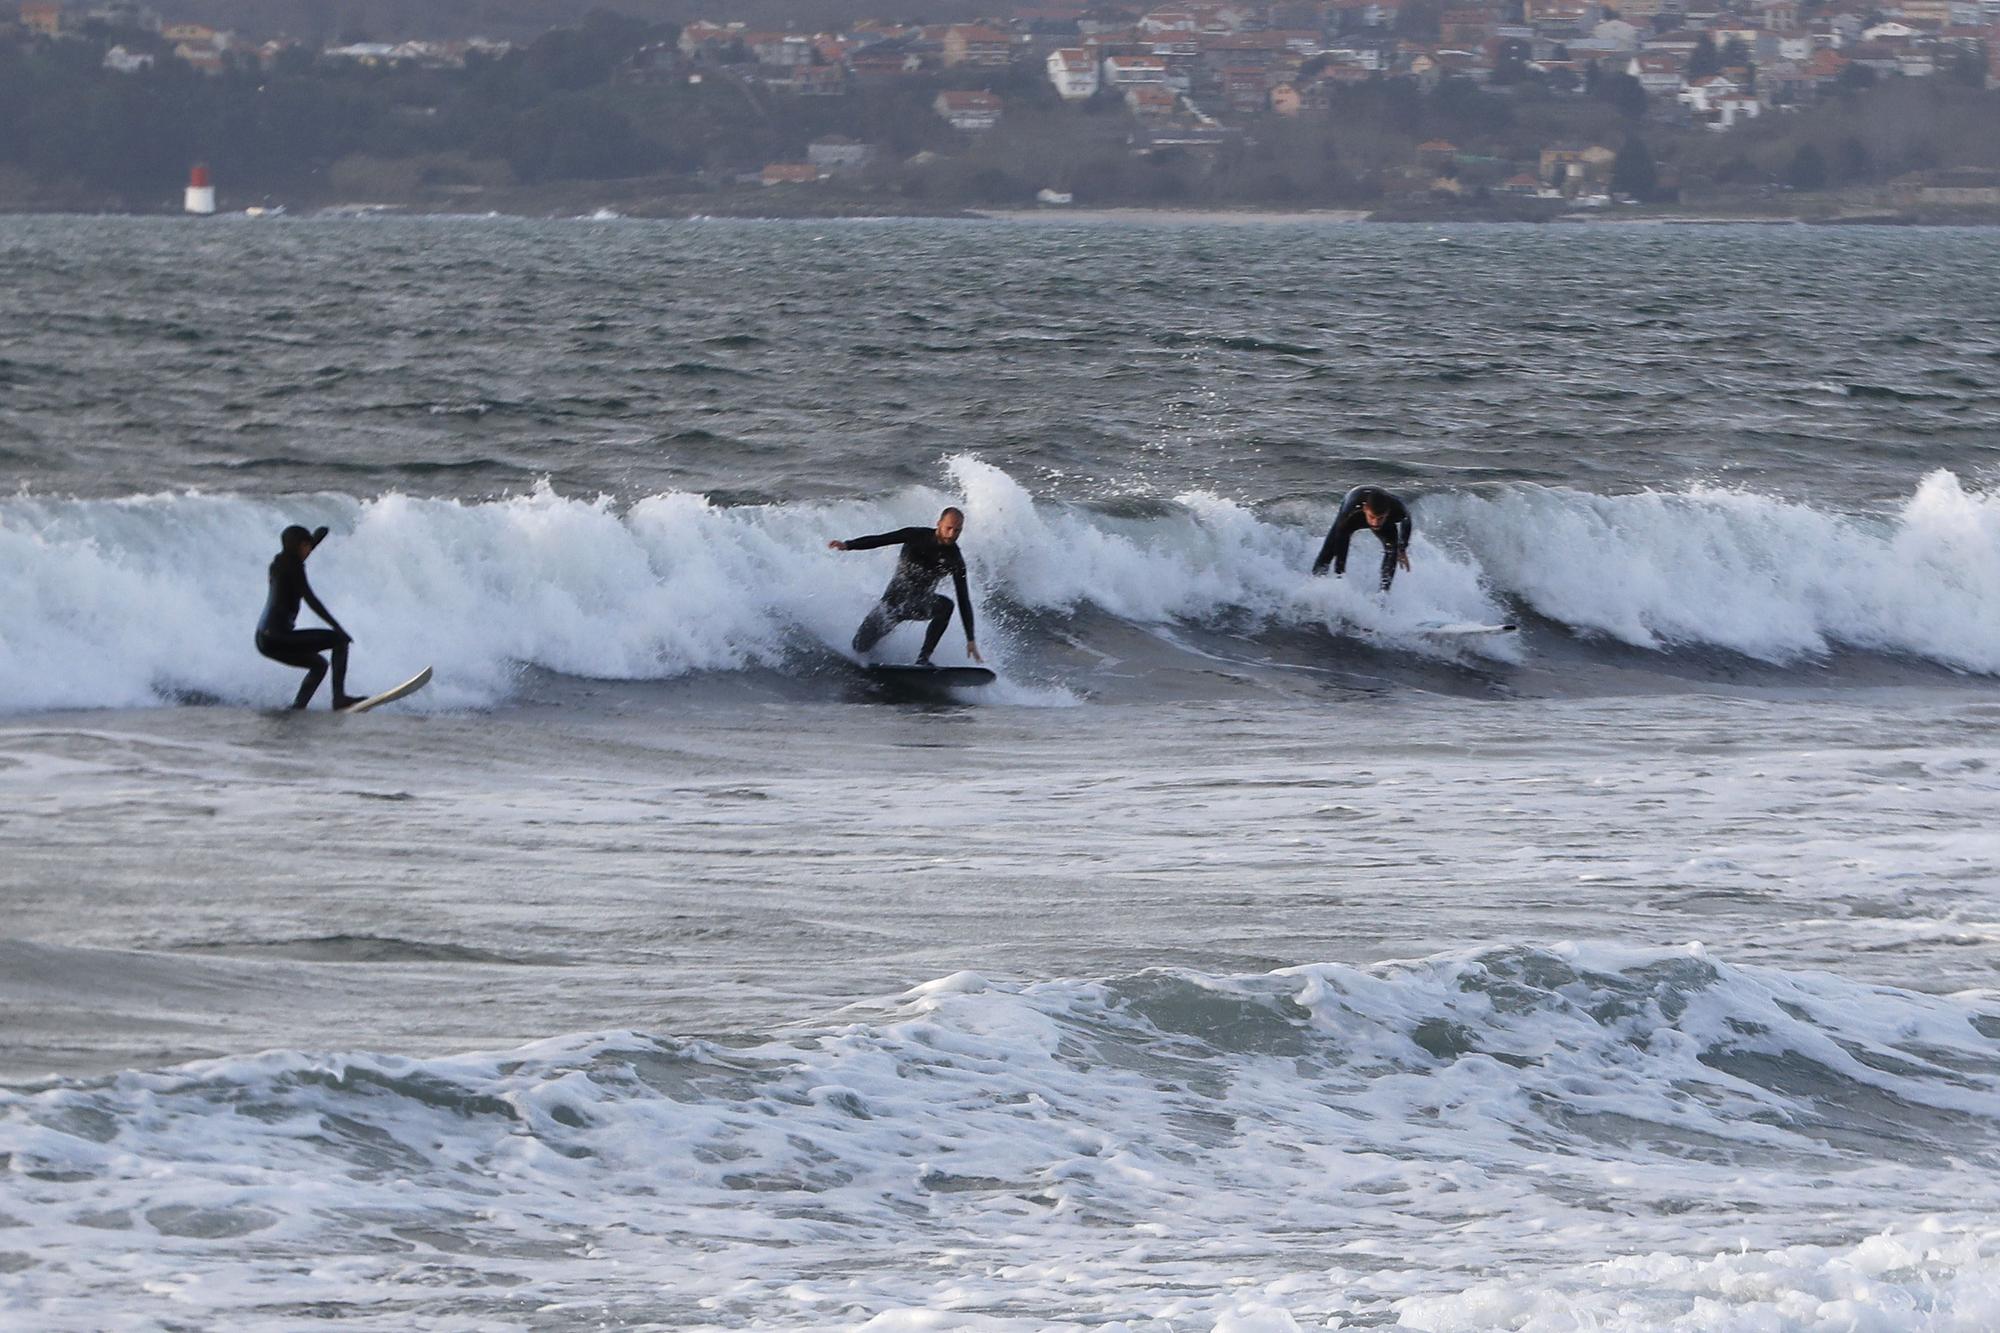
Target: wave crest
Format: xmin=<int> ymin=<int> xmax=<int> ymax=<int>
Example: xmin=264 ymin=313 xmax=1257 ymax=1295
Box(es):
xmin=5 ymin=465 xmax=2000 ymax=710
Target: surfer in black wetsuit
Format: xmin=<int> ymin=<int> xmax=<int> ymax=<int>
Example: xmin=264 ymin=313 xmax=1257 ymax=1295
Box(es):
xmin=828 ymin=507 xmax=983 ymax=666
xmin=256 ymin=525 xmax=363 ymax=709
xmin=1312 ymin=487 xmax=1413 ymax=592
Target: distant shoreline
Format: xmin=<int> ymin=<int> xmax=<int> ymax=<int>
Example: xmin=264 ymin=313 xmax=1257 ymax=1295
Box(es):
xmin=969 ymin=207 xmax=1373 ymax=224
xmin=0 ymin=200 xmax=1992 ymax=227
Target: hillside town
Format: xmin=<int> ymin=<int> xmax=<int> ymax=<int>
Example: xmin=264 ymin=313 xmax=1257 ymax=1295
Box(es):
xmin=6 ymin=0 xmax=2000 ymax=214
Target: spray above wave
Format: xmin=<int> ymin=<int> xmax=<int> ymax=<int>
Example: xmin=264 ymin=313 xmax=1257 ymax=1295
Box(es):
xmin=3 ymin=461 xmax=1998 ymax=711
xmin=4 ymin=944 xmax=1998 ymax=1327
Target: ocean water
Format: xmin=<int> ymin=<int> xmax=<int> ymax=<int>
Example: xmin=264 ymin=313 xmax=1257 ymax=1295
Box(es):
xmin=3 ymin=215 xmax=2000 ymax=1330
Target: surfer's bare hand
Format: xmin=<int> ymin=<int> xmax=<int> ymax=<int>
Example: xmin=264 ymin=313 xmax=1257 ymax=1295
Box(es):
xmin=827 ymin=539 xmax=847 ymax=551
xmin=1399 ymin=551 xmax=1412 ymax=572
xmin=967 ymin=641 xmax=983 ymax=664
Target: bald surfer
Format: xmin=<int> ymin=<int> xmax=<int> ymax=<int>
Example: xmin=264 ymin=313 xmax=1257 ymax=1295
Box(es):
xmin=1312 ymin=487 xmax=1412 ymax=592
xmin=256 ymin=525 xmax=363 ymax=709
xmin=828 ymin=507 xmax=983 ymax=666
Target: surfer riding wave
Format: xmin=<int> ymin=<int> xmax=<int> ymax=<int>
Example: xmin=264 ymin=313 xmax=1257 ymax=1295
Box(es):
xmin=829 ymin=507 xmax=983 ymax=667
xmin=255 ymin=524 xmax=365 ymax=710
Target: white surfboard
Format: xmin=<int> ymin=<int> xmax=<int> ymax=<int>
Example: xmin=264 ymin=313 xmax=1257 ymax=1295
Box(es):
xmin=1415 ymin=622 xmax=1518 ymax=636
xmin=340 ymin=666 xmax=433 ymax=714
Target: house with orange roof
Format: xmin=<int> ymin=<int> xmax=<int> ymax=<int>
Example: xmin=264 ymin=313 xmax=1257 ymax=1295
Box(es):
xmin=1802 ymin=46 xmax=1850 ymax=83
xmin=1048 ymin=46 xmax=1101 ymax=97
xmin=934 ymin=89 xmax=1003 ymax=130
xmin=1628 ymin=49 xmax=1686 ymax=94
xmin=1418 ymin=138 xmax=1457 ymax=166
xmin=1103 ymin=53 xmax=1171 ymax=83
xmin=847 ymin=34 xmax=931 ymax=77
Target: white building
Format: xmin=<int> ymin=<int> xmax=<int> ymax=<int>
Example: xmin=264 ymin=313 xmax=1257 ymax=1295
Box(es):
xmin=1047 ymin=47 xmax=1100 ymax=99
xmin=934 ymin=91 xmax=1002 ymax=132
xmin=1680 ymin=75 xmax=1762 ymax=128
xmin=1628 ymin=50 xmax=1687 ymax=94
xmin=103 ymin=44 xmax=156 ymax=72
xmin=1592 ymin=18 xmax=1642 ymax=48
xmin=807 ymin=136 xmax=876 ymax=170
xmin=1102 ymin=54 xmax=1170 ymax=85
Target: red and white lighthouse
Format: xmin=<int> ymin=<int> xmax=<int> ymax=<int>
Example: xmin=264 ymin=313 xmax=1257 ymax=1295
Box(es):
xmin=184 ymin=164 xmax=216 ymax=215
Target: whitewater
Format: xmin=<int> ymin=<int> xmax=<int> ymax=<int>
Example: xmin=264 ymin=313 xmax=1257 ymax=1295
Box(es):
xmin=8 ymin=461 xmax=2000 ymax=712
xmin=9 ymin=946 xmax=2000 ymax=1330
xmin=5 ymin=215 xmax=2000 ymax=1331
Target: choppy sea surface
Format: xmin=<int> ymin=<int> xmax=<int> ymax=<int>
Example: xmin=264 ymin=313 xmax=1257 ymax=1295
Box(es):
xmin=4 ymin=215 xmax=2000 ymax=1330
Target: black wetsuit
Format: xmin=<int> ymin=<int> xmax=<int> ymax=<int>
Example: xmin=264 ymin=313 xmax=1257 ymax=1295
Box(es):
xmin=843 ymin=527 xmax=975 ymax=661
xmin=255 ymin=548 xmax=351 ymax=708
xmin=1312 ymin=486 xmax=1413 ymax=591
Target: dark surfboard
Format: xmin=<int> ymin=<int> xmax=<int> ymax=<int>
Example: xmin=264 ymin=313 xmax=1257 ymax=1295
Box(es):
xmin=864 ymin=665 xmax=996 ymax=687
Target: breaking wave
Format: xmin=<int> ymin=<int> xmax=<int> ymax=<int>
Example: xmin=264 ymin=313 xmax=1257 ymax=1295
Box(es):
xmin=4 ymin=943 xmax=1998 ymax=1327
xmin=4 ymin=459 xmax=1999 ymax=710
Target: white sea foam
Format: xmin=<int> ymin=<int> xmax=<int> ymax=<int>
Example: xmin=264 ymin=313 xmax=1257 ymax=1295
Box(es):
xmin=3 ymin=944 xmax=1997 ymax=1328
xmin=6 ymin=464 xmax=2000 ymax=711
xmin=1396 ymin=1226 xmax=2000 ymax=1332
xmin=1431 ymin=469 xmax=2000 ymax=669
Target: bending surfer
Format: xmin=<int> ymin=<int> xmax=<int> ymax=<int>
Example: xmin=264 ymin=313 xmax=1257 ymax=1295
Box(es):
xmin=256 ymin=524 xmax=363 ymax=709
xmin=1312 ymin=486 xmax=1412 ymax=592
xmin=828 ymin=507 xmax=983 ymax=666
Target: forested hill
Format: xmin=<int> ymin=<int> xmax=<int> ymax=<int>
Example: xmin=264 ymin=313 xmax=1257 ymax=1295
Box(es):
xmin=125 ymin=0 xmax=994 ymax=43
xmin=6 ymin=8 xmax=2000 ymax=218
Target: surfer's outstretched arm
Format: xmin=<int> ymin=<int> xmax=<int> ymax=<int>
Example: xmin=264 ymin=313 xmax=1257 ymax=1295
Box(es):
xmin=828 ymin=527 xmax=924 ymax=553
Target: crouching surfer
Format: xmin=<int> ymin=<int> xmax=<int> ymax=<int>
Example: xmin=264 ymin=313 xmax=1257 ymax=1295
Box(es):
xmin=1312 ymin=486 xmax=1413 ymax=592
xmin=256 ymin=524 xmax=364 ymax=709
xmin=828 ymin=507 xmax=983 ymax=667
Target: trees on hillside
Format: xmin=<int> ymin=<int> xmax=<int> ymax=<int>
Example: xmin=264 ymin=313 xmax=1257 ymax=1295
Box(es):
xmin=1612 ymin=136 xmax=1657 ymax=199
xmin=6 ymin=19 xmax=2000 ymax=211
